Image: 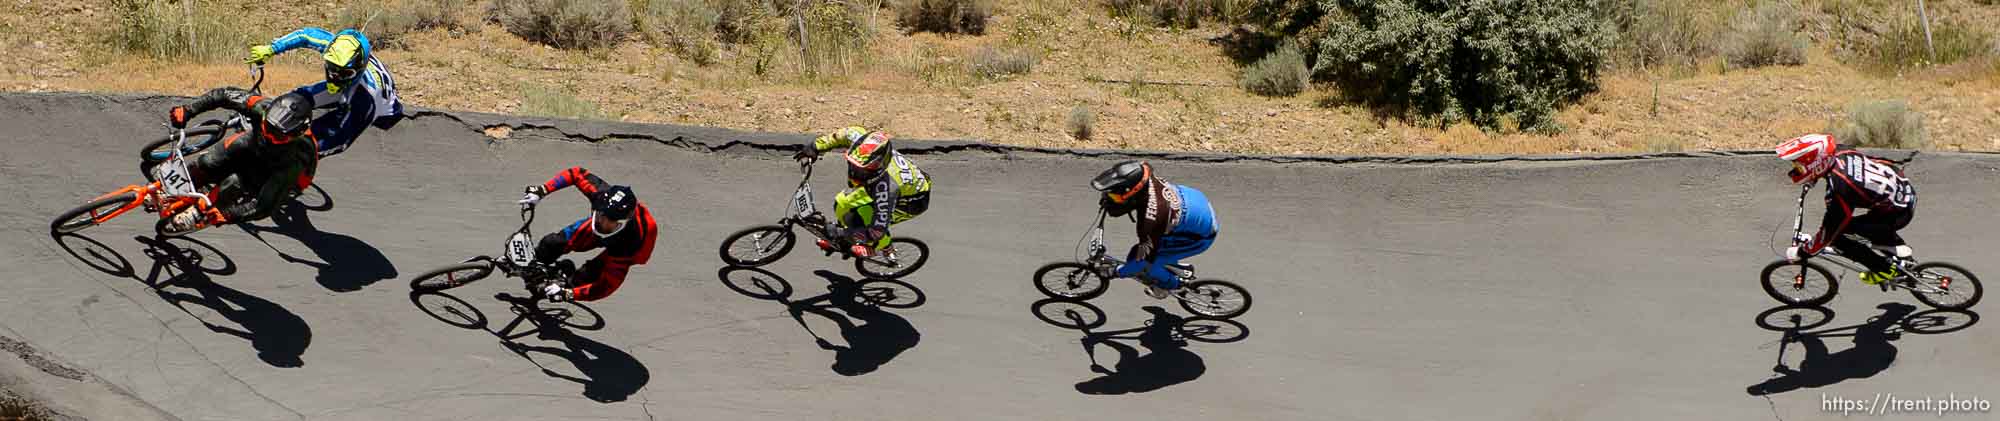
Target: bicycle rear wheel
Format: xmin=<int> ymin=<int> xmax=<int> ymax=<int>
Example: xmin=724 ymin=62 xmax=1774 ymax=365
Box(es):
xmin=1760 ymin=260 xmax=1838 ymax=307
xmin=719 ymin=225 xmax=795 ymax=267
xmin=857 ymin=237 xmax=929 ymax=279
xmin=1177 ymin=279 xmax=1252 ymax=319
xmin=1907 ymin=262 xmax=1982 ymax=310
xmin=1033 ymin=262 xmax=1109 ymax=300
xmin=410 ymin=260 xmax=497 ymax=292
xmin=50 ymin=192 xmax=140 ymax=234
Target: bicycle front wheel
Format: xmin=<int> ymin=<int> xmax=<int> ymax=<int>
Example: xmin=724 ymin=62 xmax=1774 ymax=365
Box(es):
xmin=1760 ymin=260 xmax=1838 ymax=307
xmin=720 ymin=225 xmax=795 ymax=267
xmin=51 ymin=192 xmax=140 ymax=234
xmin=1907 ymin=262 xmax=1982 ymax=310
xmin=1033 ymin=262 xmax=1109 ymax=300
xmin=1177 ymin=279 xmax=1252 ymax=319
xmin=410 ymin=260 xmax=496 ymax=292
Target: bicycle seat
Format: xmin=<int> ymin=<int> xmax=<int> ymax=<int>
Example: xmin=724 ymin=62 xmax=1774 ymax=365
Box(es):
xmin=1167 ymin=263 xmax=1195 ymax=273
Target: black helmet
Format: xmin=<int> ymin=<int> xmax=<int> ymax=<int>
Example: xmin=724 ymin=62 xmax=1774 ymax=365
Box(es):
xmin=1091 ymin=160 xmax=1152 ymax=203
xmin=262 ymin=93 xmax=314 ymax=137
xmin=591 ymin=185 xmax=638 ymax=221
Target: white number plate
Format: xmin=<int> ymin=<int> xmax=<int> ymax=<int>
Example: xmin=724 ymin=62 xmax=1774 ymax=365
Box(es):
xmin=792 ymin=186 xmax=814 ymax=219
xmin=155 ymin=159 xmax=197 ymax=196
xmin=506 ymin=232 xmax=534 ymax=267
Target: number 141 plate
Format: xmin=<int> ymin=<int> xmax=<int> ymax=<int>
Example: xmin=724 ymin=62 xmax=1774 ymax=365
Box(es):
xmin=155 ymin=160 xmax=197 ymax=196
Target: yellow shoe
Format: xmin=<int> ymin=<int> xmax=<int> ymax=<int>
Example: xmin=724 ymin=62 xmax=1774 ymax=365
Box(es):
xmin=1859 ymin=270 xmax=1899 ymax=286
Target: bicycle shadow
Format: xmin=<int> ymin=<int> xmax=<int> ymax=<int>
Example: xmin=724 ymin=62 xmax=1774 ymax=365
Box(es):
xmin=405 ymin=289 xmax=644 ymax=403
xmin=1746 ymin=302 xmax=1980 ymax=396
xmin=1029 ymin=299 xmax=1249 ymax=395
xmin=239 ymin=198 xmax=396 ymax=292
xmin=717 ymin=267 xmax=925 ymax=376
xmin=130 ymin=235 xmax=312 ymax=368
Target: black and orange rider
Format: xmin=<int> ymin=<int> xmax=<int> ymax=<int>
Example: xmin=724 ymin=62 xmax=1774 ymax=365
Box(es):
xmin=517 ymin=167 xmax=660 ymax=302
xmin=164 ymin=88 xmax=319 ymax=231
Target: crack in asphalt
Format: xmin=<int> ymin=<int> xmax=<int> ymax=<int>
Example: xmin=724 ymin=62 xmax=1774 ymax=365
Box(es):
xmin=1762 ymin=394 xmax=1783 ymax=421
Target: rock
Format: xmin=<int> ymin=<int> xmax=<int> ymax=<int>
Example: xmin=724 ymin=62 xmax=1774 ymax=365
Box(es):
xmin=1265 ymin=109 xmax=1279 ymax=117
xmin=814 ymin=97 xmax=828 ymax=103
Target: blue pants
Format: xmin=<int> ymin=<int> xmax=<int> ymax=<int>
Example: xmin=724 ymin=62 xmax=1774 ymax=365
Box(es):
xmin=1117 ymin=185 xmax=1218 ymax=289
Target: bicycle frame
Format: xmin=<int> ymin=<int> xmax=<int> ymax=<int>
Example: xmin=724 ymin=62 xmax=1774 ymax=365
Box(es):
xmin=1786 ymin=185 xmax=1952 ymax=292
xmin=85 ymin=128 xmax=227 ymax=228
xmin=1078 ymin=209 xmax=1193 ymax=283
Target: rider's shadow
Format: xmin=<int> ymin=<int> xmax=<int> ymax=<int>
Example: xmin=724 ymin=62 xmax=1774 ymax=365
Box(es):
xmin=1747 ymin=303 xmax=1924 ymax=396
xmin=1073 ymin=306 xmax=1206 ymax=395
xmin=407 ymin=290 xmax=647 ymax=403
xmin=240 ymin=199 xmax=396 ymax=292
xmin=718 ymin=267 xmax=924 ymax=376
xmin=133 ymin=235 xmax=312 ymax=368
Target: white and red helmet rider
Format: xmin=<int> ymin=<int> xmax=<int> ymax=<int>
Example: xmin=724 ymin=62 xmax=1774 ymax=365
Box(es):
xmin=1776 ymin=133 xmax=1837 ymax=184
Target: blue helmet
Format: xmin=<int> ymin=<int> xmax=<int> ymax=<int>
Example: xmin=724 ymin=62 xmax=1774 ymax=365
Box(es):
xmin=321 ymin=29 xmax=373 ymax=94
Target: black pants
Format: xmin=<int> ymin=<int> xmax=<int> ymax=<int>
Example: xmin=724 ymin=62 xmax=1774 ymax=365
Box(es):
xmin=1833 ymin=209 xmax=1913 ymax=274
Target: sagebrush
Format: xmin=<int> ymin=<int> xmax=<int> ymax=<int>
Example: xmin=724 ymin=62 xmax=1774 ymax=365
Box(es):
xmin=793 ymin=1 xmax=875 ymax=78
xmin=1833 ymin=100 xmax=1927 ymax=149
xmin=1312 ymin=0 xmax=1614 ymax=133
xmin=488 ymin=0 xmax=630 ymax=49
xmin=895 ymin=0 xmax=993 ymax=35
xmin=336 ymin=0 xmax=472 ymax=49
xmin=106 ymin=0 xmax=255 ymax=62
xmin=1068 ymin=105 xmax=1094 ymax=140
xmin=1240 ymin=40 xmax=1308 ymax=97
xmin=1611 ymin=0 xmax=1718 ymax=69
xmin=1721 ymin=0 xmax=1806 ymax=69
xmin=1865 ymin=17 xmax=1993 ymax=69
xmin=969 ymin=45 xmax=1035 ymax=79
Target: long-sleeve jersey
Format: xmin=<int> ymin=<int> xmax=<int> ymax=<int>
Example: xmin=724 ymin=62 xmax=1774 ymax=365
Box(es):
xmin=180 ymin=88 xmax=318 ymax=221
xmin=1104 ymin=176 xmax=1216 ymax=262
xmin=813 ymin=128 xmax=929 ymax=234
xmin=267 ymin=27 xmax=403 ymax=155
xmin=1805 ymin=152 xmax=1916 ymax=254
xmin=533 ymin=167 xmax=659 ymax=301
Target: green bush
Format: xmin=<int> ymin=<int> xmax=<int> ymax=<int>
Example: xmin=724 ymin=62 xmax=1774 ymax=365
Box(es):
xmin=635 ymin=0 xmax=722 ymax=65
xmin=1720 ymin=0 xmax=1807 ymax=69
xmin=1311 ymin=0 xmax=1614 ymax=133
xmin=968 ymin=45 xmax=1035 ymax=79
xmin=1832 ymin=100 xmax=1926 ymax=149
xmin=1611 ymin=0 xmax=1717 ymax=69
xmin=1239 ymin=40 xmax=1307 ymax=97
xmin=1866 ymin=18 xmax=1993 ymax=69
xmin=488 ymin=0 xmax=630 ymax=49
xmin=894 ymin=0 xmax=993 ymax=35
xmin=336 ymin=0 xmax=472 ymax=49
xmin=794 ymin=1 xmax=876 ymax=78
xmin=106 ymin=0 xmax=255 ymax=62
xmin=1068 ymin=105 xmax=1094 ymax=140
xmin=520 ymin=85 xmax=608 ymax=120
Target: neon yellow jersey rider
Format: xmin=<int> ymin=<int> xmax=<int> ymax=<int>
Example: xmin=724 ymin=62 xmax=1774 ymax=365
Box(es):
xmin=792 ymin=126 xmax=932 ymax=257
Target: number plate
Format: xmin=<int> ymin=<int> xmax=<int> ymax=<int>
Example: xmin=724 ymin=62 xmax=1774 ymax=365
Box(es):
xmin=792 ymin=186 xmax=814 ymax=219
xmin=506 ymin=232 xmax=534 ymax=267
xmin=155 ymin=159 xmax=197 ymax=196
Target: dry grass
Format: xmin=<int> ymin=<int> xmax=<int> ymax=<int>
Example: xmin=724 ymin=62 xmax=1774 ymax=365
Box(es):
xmin=3 ymin=0 xmax=1998 ymax=155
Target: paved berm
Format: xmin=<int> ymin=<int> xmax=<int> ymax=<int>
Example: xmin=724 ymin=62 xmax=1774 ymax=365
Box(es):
xmin=1 ymin=93 xmax=1995 ymax=420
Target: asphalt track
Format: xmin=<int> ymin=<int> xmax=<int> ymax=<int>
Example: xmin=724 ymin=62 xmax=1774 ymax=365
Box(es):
xmin=2 ymin=93 xmax=1997 ymax=421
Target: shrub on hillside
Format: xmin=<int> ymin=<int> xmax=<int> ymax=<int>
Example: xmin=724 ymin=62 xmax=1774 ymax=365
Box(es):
xmin=1866 ymin=17 xmax=1993 ymax=69
xmin=488 ymin=0 xmax=629 ymax=49
xmin=968 ymin=45 xmax=1035 ymax=79
xmin=106 ymin=0 xmax=254 ymax=62
xmin=794 ymin=1 xmax=876 ymax=77
xmin=1106 ymin=0 xmax=1248 ymax=29
xmin=1239 ymin=40 xmax=1307 ymax=97
xmin=1068 ymin=105 xmax=1094 ymax=140
xmin=1832 ymin=100 xmax=1926 ymax=149
xmin=336 ymin=0 xmax=472 ymax=49
xmin=636 ymin=0 xmax=723 ymax=65
xmin=1610 ymin=0 xmax=1717 ymax=69
xmin=1720 ymin=0 xmax=1807 ymax=69
xmin=1311 ymin=0 xmax=1614 ymax=133
xmin=894 ymin=0 xmax=993 ymax=35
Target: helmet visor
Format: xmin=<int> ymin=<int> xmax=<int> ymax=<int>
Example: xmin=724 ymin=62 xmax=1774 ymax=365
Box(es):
xmin=1106 ymin=182 xmax=1143 ymax=204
